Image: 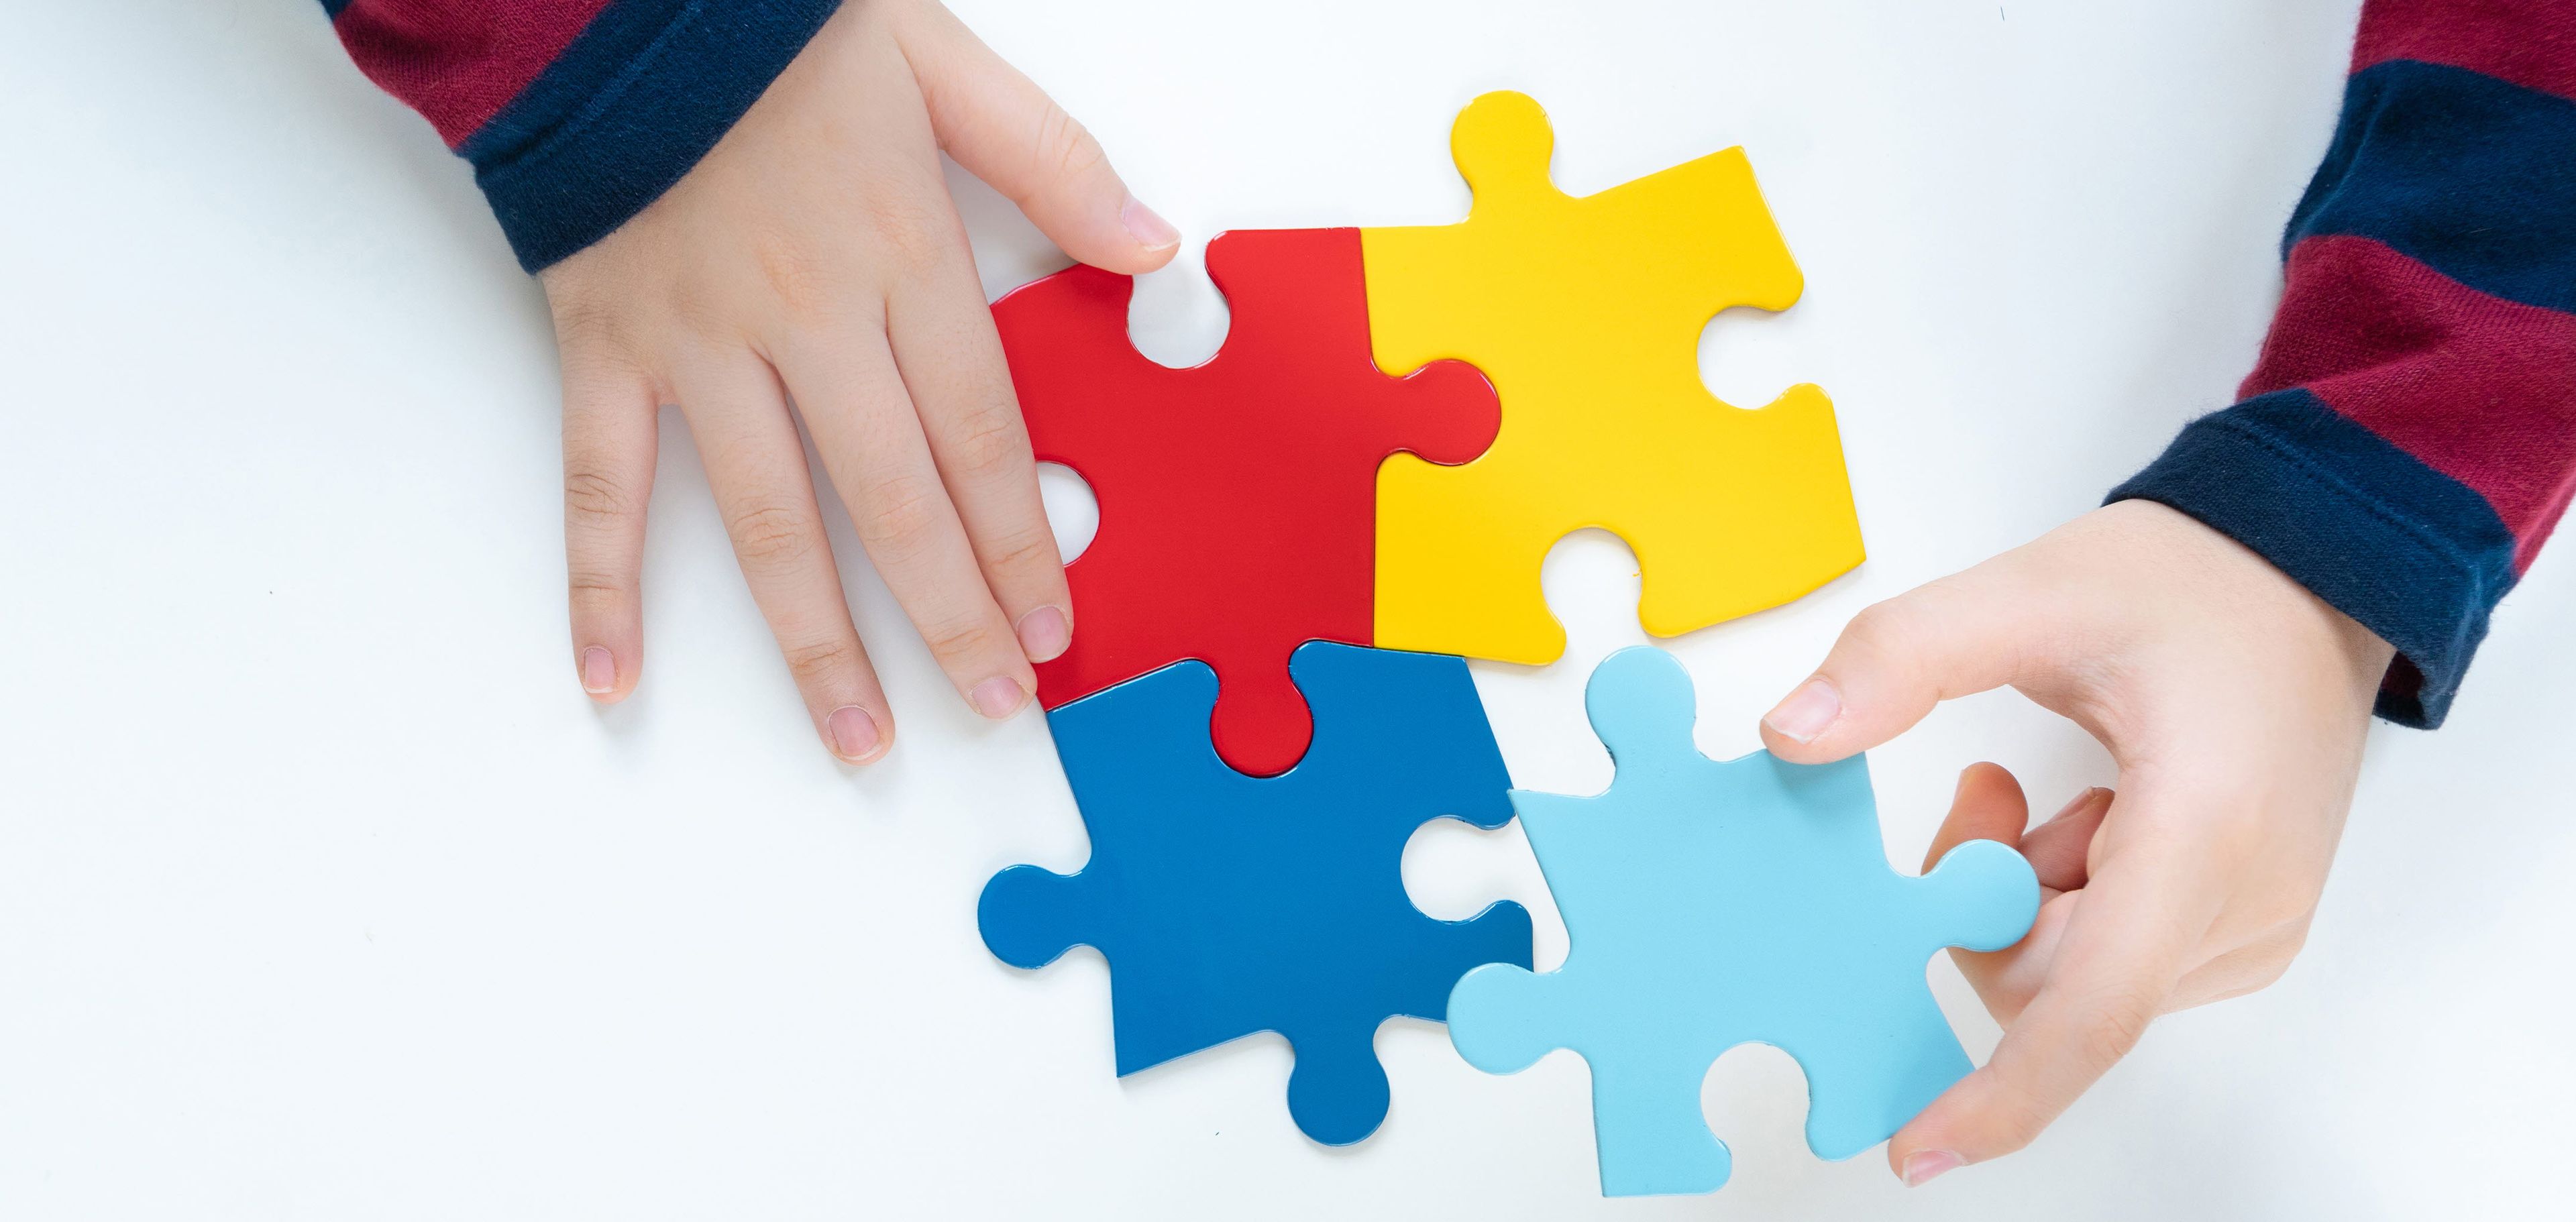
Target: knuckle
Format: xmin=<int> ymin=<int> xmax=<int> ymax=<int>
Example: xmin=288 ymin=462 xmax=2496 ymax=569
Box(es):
xmin=921 ymin=616 xmax=1000 ymax=666
xmin=2071 ymin=984 xmax=2160 ymax=1070
xmin=563 ymin=467 xmax=640 ymax=525
xmin=1842 ymin=598 xmax=1909 ymax=647
xmin=548 ymin=290 xmax=628 ymax=353
xmin=856 ymin=191 xmax=951 ymax=279
xmin=2233 ymin=912 xmax=2314 ymax=981
xmin=2244 ymin=887 xmax=2320 ymax=936
xmin=2238 ymin=954 xmax=2294 ymax=995
xmin=943 ymin=403 xmax=1033 ymax=480
xmin=1839 ymin=598 xmax=1924 ymax=669
xmin=2271 ymin=913 xmax=2314 ymax=960
xmin=662 ymin=272 xmax=749 ymax=345
xmin=1031 ymin=104 xmax=1106 ymax=193
xmin=979 ymin=524 xmax=1062 ymax=577
xmin=1981 ymin=1074 xmax=2060 ymax=1153
xmin=566 ymin=569 xmax=630 ymax=600
xmin=779 ymin=636 xmax=857 ymax=685
xmin=749 ymin=232 xmax=846 ymax=323
xmin=855 ymin=476 xmax=947 ymax=553
xmin=727 ymin=501 xmax=817 ymax=569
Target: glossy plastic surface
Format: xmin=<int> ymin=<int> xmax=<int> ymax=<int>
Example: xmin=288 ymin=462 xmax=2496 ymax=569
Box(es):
xmin=1447 ymin=648 xmax=2037 ymax=1195
xmin=979 ymin=642 xmax=1532 ymax=1146
xmin=992 ymin=227 xmax=1498 ymax=775
xmin=1364 ymin=93 xmax=1864 ymax=664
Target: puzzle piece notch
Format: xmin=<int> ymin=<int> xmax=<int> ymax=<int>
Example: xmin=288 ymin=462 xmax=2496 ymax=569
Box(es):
xmin=993 ymin=227 xmax=1500 ymax=776
xmin=979 ymin=641 xmax=1533 ymax=1146
xmin=1445 ymin=647 xmax=2035 ymax=1196
xmin=1365 ymin=92 xmax=1864 ymax=665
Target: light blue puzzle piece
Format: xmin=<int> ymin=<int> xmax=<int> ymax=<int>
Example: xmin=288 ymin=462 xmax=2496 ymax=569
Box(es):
xmin=1447 ymin=647 xmax=2038 ymax=1196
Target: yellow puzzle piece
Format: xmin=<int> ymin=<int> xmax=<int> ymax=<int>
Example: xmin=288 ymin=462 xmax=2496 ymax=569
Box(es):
xmin=1364 ymin=92 xmax=1863 ymax=664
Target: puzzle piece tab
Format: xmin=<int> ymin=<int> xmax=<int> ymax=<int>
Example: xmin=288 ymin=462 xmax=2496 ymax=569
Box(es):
xmin=992 ymin=228 xmax=1499 ymax=775
xmin=979 ymin=641 xmax=1532 ymax=1146
xmin=1364 ymin=93 xmax=1864 ymax=664
xmin=1446 ymin=647 xmax=2036 ymax=1196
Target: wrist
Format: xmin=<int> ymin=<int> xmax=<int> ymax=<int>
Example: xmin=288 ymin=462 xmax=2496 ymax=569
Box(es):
xmin=2108 ymin=499 xmax=2397 ymax=709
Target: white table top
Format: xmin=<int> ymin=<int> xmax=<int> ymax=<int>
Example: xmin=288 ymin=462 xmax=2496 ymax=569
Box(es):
xmin=4 ymin=1 xmax=2569 ymax=1217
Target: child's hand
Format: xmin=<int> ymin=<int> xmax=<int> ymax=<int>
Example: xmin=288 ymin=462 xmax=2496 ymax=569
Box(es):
xmin=1757 ymin=500 xmax=2394 ymax=1184
xmin=539 ymin=0 xmax=1178 ymax=762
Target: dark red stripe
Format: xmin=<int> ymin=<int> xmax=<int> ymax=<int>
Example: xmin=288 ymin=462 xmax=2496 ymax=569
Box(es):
xmin=2352 ymin=0 xmax=2576 ymax=103
xmin=2244 ymin=234 xmax=2576 ymax=571
xmin=331 ymin=0 xmax=614 ymax=148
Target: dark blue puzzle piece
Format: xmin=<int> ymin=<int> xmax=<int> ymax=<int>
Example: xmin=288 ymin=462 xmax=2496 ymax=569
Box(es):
xmin=979 ymin=641 xmax=1532 ymax=1145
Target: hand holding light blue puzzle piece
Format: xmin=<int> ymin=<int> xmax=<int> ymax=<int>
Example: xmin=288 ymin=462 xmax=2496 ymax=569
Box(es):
xmin=1447 ymin=646 xmax=2039 ymax=1196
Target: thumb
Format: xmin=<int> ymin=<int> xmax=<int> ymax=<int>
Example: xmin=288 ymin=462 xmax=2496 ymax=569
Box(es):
xmin=902 ymin=4 xmax=1180 ymax=273
xmin=1760 ymin=574 xmax=2043 ymax=764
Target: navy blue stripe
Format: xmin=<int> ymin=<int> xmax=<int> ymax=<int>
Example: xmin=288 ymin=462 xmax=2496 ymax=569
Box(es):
xmin=2108 ymin=388 xmax=2520 ymax=728
xmin=462 ymin=0 xmax=841 ymax=272
xmin=319 ymin=0 xmax=352 ymax=17
xmin=2286 ymin=58 xmax=2576 ymax=315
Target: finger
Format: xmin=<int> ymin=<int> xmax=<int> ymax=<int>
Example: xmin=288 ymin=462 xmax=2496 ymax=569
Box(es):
xmin=775 ymin=327 xmax=1036 ymax=721
xmin=1923 ymin=763 xmax=2029 ymax=873
xmin=1951 ymin=887 xmax=2080 ymax=1027
xmin=560 ymin=347 xmax=659 ymax=704
xmin=2167 ymin=918 xmax=2309 ymax=1010
xmin=1759 ymin=572 xmax=2048 ymax=764
xmin=1889 ymin=796 xmax=2220 ymax=1183
xmin=1925 ymin=763 xmax=2045 ymax=1025
xmin=900 ymin=1 xmax=1179 ymax=272
xmin=881 ymin=219 xmax=1073 ymax=666
xmin=2019 ymin=787 xmax=2114 ymax=893
xmin=674 ymin=353 xmax=892 ymax=763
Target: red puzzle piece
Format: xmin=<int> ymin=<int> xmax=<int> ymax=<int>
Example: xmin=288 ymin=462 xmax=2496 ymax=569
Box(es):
xmin=994 ymin=227 xmax=1498 ymax=775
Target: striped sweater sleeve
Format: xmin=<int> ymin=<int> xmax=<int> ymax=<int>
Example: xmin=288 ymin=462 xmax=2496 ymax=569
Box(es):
xmin=2110 ymin=0 xmax=2576 ymax=728
xmin=321 ymin=0 xmax=841 ymax=272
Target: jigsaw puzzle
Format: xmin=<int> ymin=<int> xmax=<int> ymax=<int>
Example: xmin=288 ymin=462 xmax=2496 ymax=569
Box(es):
xmin=979 ymin=641 xmax=1532 ymax=1146
xmin=991 ymin=227 xmax=1499 ymax=776
xmin=1364 ymin=92 xmax=1865 ymax=665
xmin=1446 ymin=647 xmax=2037 ymax=1196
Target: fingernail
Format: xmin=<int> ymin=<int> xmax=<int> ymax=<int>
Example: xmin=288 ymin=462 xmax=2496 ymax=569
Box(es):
xmin=970 ymin=676 xmax=1030 ymax=720
xmin=1121 ymin=197 xmax=1180 ymax=252
xmin=825 ymin=705 xmax=882 ymax=763
xmin=579 ymin=647 xmax=616 ymax=695
xmin=1901 ymin=1149 xmax=1964 ymax=1187
xmin=1762 ymin=677 xmax=1841 ymax=744
xmin=1015 ymin=606 xmax=1071 ymax=664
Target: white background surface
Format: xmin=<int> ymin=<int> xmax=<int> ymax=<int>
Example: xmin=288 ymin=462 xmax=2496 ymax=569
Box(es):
xmin=3 ymin=0 xmax=2571 ymax=1217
